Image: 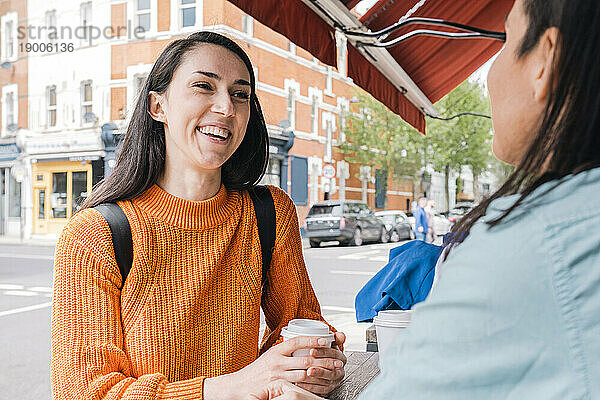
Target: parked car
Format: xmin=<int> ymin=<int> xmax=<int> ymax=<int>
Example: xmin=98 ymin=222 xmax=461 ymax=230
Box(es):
xmin=447 ymin=202 xmax=475 ymax=225
xmin=374 ymin=210 xmax=414 ymax=242
xmin=406 ymin=212 xmax=451 ymax=238
xmin=304 ymin=201 xmax=387 ymax=247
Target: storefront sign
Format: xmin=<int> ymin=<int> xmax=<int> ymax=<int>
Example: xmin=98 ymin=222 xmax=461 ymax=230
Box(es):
xmin=23 ymin=133 xmax=102 ymax=155
xmin=0 ymin=143 xmax=20 ymax=162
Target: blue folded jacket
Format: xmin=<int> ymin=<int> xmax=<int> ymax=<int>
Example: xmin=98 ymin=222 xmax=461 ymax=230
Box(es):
xmin=355 ymin=240 xmax=442 ymax=322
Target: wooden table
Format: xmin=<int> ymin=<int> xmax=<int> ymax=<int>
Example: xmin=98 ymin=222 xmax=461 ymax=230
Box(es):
xmin=328 ymin=351 xmax=380 ymax=400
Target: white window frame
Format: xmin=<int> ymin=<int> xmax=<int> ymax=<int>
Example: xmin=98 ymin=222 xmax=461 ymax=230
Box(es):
xmin=80 ymin=80 xmax=93 ymax=125
xmin=322 ymin=111 xmax=336 ymax=163
xmin=170 ymin=0 xmax=203 ymax=32
xmin=337 ymin=97 xmax=349 ymax=143
xmin=1 ymin=12 xmax=18 ymax=63
xmin=242 ymin=13 xmax=253 ymax=37
xmin=336 ymin=31 xmax=348 ymax=77
xmin=180 ymin=0 xmax=196 ymax=29
xmin=324 ymin=66 xmax=334 ymax=97
xmin=46 ymin=85 xmax=57 ymax=128
xmin=308 ymin=87 xmax=322 ymax=137
xmin=45 ymin=10 xmax=57 ymax=44
xmin=126 ymin=63 xmax=152 ymax=118
xmin=79 ymin=2 xmax=92 ymax=47
xmin=284 ymin=79 xmax=299 ymax=132
xmin=129 ymin=0 xmax=157 ymax=37
xmin=1 ymin=84 xmax=18 ymax=137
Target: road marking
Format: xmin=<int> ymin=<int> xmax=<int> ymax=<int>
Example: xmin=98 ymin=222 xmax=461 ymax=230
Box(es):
xmin=338 ymin=250 xmax=381 ymax=260
xmin=28 ymin=286 xmax=53 ymax=293
xmin=0 ymin=284 xmax=24 ymax=290
xmin=330 ymin=270 xmax=376 ymax=276
xmin=0 ymin=253 xmax=54 ymax=261
xmin=0 ymin=301 xmax=52 ymax=317
xmin=5 ymin=290 xmax=38 ymax=297
xmin=321 ymin=305 xmax=355 ymax=312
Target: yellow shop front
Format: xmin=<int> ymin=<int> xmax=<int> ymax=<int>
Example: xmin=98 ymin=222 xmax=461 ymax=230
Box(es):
xmin=31 ymin=161 xmax=93 ymax=235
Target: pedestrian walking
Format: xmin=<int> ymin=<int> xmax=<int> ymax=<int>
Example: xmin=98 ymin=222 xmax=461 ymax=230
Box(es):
xmin=414 ymin=197 xmax=428 ymax=241
xmin=425 ymin=199 xmax=436 ymax=243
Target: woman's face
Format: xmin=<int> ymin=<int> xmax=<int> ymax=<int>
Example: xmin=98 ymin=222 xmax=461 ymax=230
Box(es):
xmin=487 ymin=0 xmax=550 ymax=166
xmin=155 ymin=43 xmax=251 ymax=172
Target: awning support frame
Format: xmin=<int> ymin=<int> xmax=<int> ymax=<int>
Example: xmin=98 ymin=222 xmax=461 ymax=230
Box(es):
xmin=344 ymin=17 xmax=505 ymax=49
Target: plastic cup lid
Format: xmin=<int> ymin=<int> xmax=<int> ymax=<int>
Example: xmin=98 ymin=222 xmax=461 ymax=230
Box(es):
xmin=286 ymin=319 xmax=330 ymax=335
xmin=281 ymin=319 xmax=334 ymax=342
xmin=375 ymin=310 xmax=412 ymax=323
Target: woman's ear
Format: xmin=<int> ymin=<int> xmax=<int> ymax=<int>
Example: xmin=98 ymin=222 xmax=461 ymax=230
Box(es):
xmin=533 ymin=27 xmax=560 ymax=103
xmin=148 ymin=91 xmax=166 ymax=122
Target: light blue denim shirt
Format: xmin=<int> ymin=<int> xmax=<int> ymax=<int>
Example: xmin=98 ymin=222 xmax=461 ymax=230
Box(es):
xmin=359 ymin=167 xmax=600 ymax=399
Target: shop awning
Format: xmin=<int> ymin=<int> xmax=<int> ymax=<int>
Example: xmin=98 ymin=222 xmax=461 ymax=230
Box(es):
xmin=227 ymin=0 xmax=513 ymax=133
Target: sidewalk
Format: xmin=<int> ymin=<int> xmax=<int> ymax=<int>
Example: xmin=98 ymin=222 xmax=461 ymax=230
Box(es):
xmin=0 ymin=235 xmax=58 ymax=247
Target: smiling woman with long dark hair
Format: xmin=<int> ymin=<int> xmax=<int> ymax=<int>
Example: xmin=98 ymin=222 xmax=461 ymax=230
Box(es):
xmin=50 ymin=32 xmax=346 ymax=399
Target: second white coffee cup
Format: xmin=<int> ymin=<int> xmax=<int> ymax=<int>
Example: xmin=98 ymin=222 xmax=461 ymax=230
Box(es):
xmin=281 ymin=319 xmax=335 ymax=357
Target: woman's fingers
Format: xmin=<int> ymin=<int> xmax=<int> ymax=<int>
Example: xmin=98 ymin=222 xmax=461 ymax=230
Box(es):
xmin=333 ymin=332 xmax=346 ymax=348
xmin=295 ymin=382 xmax=336 ymax=395
xmin=307 ymin=366 xmax=344 ymax=382
xmin=276 ymin=336 xmax=331 ymax=357
xmin=309 ymin=347 xmax=347 ymax=364
xmin=284 ymin=355 xmax=344 ymax=372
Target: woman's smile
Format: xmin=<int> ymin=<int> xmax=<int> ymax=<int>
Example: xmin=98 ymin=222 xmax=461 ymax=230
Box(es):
xmin=196 ymin=124 xmax=232 ymax=144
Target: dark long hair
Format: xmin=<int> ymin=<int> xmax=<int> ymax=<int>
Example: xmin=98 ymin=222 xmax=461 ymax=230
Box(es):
xmin=82 ymin=31 xmax=269 ymax=209
xmin=447 ymin=0 xmax=600 ymax=255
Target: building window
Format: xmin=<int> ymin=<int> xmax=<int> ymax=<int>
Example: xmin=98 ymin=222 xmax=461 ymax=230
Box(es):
xmin=336 ymin=32 xmax=348 ymax=77
xmin=311 ymin=94 xmax=319 ymax=135
xmin=51 ymin=172 xmax=68 ymax=219
xmin=71 ymin=171 xmax=88 ymax=214
xmin=136 ymin=0 xmax=151 ymax=32
xmin=286 ymin=86 xmax=296 ymax=131
xmin=259 ymin=157 xmax=281 ymax=187
xmin=2 ymin=84 xmax=18 ymax=136
xmin=242 ymin=13 xmax=253 ymax=36
xmin=38 ymin=190 xmax=46 ymax=219
xmin=1 ymin=13 xmax=18 ymax=62
xmin=45 ymin=10 xmax=57 ymax=43
xmin=5 ymin=20 xmax=14 ymax=59
xmin=325 ymin=66 xmax=333 ymax=96
xmin=134 ymin=74 xmax=147 ymax=95
xmin=5 ymin=92 xmax=15 ymax=129
xmin=180 ymin=0 xmax=196 ymax=28
xmin=80 ymin=80 xmax=93 ymax=124
xmin=80 ymin=2 xmax=92 ymax=45
xmin=47 ymin=85 xmax=57 ymax=127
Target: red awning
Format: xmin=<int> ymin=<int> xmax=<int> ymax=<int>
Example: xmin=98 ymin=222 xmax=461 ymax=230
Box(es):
xmin=227 ymin=0 xmax=514 ymax=133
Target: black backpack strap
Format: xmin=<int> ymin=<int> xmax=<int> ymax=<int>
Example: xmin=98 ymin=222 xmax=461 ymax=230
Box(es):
xmin=248 ymin=186 xmax=276 ymax=287
xmin=94 ymin=203 xmax=133 ymax=289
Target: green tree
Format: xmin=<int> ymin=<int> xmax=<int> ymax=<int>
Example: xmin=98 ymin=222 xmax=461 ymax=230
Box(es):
xmin=340 ymin=80 xmax=496 ymax=210
xmin=339 ymin=90 xmax=426 ymax=204
xmin=426 ymin=80 xmax=494 ymax=209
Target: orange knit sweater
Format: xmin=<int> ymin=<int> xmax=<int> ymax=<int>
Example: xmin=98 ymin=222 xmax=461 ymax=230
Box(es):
xmin=51 ymin=184 xmax=331 ymax=399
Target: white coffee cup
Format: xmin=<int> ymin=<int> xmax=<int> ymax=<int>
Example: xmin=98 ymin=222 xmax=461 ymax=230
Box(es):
xmin=281 ymin=319 xmax=335 ymax=357
xmin=373 ymin=310 xmax=412 ymax=367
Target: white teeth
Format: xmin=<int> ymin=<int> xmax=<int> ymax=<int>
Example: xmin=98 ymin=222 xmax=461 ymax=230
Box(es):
xmin=197 ymin=126 xmax=229 ymax=139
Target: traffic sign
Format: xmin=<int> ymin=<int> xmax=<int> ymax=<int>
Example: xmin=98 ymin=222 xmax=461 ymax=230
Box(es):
xmin=323 ymin=164 xmax=336 ymax=179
